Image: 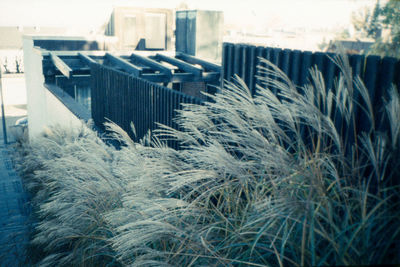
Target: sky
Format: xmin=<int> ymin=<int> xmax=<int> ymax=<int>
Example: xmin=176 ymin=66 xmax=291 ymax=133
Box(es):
xmin=0 ymin=0 xmax=378 ymax=33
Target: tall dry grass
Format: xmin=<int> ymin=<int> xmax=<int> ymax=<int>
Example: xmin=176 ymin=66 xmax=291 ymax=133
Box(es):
xmin=16 ymin=55 xmax=400 ymax=266
xmin=14 ymin=124 xmax=127 ymax=266
xmin=108 ymin=55 xmax=400 ymax=266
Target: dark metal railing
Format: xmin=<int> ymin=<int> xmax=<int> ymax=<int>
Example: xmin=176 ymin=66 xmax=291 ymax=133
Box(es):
xmin=90 ymin=63 xmax=203 ymax=148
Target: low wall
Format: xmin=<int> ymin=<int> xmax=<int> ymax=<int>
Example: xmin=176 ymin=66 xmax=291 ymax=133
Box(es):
xmin=23 ymin=36 xmax=91 ymax=140
xmin=45 ymin=89 xmax=85 ymax=130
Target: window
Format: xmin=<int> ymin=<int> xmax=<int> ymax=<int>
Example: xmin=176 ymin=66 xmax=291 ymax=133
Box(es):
xmin=145 ymin=13 xmax=166 ymax=49
xmin=123 ymin=15 xmax=137 ymax=48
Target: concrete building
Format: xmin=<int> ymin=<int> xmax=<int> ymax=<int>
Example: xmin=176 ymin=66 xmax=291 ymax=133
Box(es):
xmin=176 ymin=10 xmax=224 ymax=63
xmin=104 ymin=7 xmax=174 ymax=51
xmin=0 ymin=26 xmax=68 ymax=49
xmin=0 ymin=26 xmax=69 ymax=73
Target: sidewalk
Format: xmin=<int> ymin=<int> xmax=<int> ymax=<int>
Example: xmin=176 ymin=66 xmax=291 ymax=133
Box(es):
xmin=0 ymin=140 xmax=30 ymax=266
xmin=0 ymin=103 xmax=30 ymax=265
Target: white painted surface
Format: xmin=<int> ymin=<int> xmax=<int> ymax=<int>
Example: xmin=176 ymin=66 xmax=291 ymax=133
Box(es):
xmin=45 ymin=89 xmax=83 ymax=130
xmin=195 ymin=10 xmax=224 ymax=62
xmin=122 ymin=15 xmax=138 ymax=48
xmin=23 ymin=37 xmax=47 ymax=139
xmin=22 ymin=36 xmax=86 ymax=141
xmin=1 ymin=75 xmax=27 ymax=105
xmin=145 ymin=13 xmax=166 ymax=49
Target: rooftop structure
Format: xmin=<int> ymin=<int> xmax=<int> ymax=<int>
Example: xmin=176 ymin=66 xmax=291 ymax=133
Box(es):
xmin=104 ymin=7 xmax=174 ymax=51
xmin=23 ymin=36 xmax=221 ymax=140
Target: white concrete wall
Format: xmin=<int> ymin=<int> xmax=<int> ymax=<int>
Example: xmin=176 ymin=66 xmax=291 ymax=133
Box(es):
xmin=22 ymin=36 xmax=85 ymax=140
xmin=1 ymin=74 xmax=27 ymax=106
xmin=23 ymin=37 xmax=47 ymax=139
xmin=44 ymin=89 xmax=83 ymax=130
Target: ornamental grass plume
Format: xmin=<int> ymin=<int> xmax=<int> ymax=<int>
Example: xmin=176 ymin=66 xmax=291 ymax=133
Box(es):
xmin=15 ymin=124 xmax=126 ymax=266
xmin=109 ymin=55 xmax=400 ymax=266
xmin=15 ymin=54 xmax=400 ymax=266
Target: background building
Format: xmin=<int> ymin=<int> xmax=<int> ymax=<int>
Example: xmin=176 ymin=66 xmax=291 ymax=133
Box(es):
xmin=104 ymin=7 xmax=174 ymax=51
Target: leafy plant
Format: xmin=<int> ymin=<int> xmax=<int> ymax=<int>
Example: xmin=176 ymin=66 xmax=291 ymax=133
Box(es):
xmin=353 ymin=0 xmax=400 ymax=58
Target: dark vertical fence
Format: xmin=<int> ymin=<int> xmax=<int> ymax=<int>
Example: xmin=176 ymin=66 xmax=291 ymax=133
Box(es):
xmin=222 ymin=43 xmax=400 ymax=184
xmin=222 ymin=42 xmax=400 ymax=139
xmin=90 ymin=44 xmax=400 ymax=152
xmin=222 ymin=43 xmax=400 ymax=98
xmin=90 ymin=63 xmax=203 ymax=148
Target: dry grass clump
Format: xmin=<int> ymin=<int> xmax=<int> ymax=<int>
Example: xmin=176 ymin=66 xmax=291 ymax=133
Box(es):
xmin=16 ymin=55 xmax=400 ymax=266
xmin=14 ymin=124 xmax=127 ymax=266
xmin=109 ymin=55 xmax=400 ymax=266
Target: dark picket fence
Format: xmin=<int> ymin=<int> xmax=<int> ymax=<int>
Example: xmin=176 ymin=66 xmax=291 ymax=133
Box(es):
xmin=90 ymin=63 xmax=203 ymax=148
xmin=222 ymin=42 xmax=400 ymax=141
xmin=222 ymin=42 xmax=400 ymax=97
xmin=222 ymin=43 xmax=400 ymax=186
